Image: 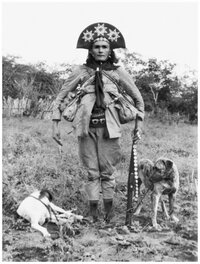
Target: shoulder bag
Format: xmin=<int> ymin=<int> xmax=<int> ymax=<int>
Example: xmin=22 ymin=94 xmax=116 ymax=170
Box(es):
xmin=60 ymin=74 xmax=94 ymax=122
xmin=102 ymin=71 xmax=138 ymax=124
xmin=61 ymin=87 xmax=83 ymax=122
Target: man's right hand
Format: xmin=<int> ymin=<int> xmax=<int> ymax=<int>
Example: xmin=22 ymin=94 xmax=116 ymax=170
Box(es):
xmin=52 ymin=121 xmax=63 ymax=146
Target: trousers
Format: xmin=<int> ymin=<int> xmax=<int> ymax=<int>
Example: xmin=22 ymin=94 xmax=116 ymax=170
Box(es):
xmin=78 ymin=127 xmax=121 ymax=201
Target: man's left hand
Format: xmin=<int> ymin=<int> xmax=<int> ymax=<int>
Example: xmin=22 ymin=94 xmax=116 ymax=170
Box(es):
xmin=131 ymin=128 xmax=142 ymax=143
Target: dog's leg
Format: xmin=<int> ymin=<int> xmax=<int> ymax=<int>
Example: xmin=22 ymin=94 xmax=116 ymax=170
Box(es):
xmin=133 ymin=187 xmax=150 ymax=215
xmin=151 ymin=192 xmax=162 ymax=231
xmin=169 ymin=193 xmax=179 ymax=223
xmin=160 ymin=197 xmax=170 ymax=220
xmin=31 ymin=222 xmax=51 ymax=237
xmin=133 ymin=203 xmax=143 ymax=215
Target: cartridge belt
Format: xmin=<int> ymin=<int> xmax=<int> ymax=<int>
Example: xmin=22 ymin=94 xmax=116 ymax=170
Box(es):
xmin=90 ymin=112 xmax=106 ymax=128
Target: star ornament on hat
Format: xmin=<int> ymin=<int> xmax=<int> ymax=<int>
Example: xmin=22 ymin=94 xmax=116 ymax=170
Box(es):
xmin=77 ymin=22 xmax=126 ymax=50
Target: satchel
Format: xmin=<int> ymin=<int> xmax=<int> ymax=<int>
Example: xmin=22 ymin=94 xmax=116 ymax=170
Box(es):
xmin=115 ymin=93 xmax=138 ymax=124
xmin=60 ymin=75 xmax=94 ymax=122
xmin=59 ymin=85 xmax=85 ymax=122
xmin=102 ymin=71 xmax=138 ymax=124
xmin=62 ymin=95 xmax=80 ymax=122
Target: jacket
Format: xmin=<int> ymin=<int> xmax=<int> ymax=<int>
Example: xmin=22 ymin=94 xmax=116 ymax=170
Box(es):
xmin=52 ymin=65 xmax=145 ymax=138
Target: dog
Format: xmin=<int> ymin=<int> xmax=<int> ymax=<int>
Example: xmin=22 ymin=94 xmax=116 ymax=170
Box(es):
xmin=135 ymin=158 xmax=179 ymax=230
xmin=17 ymin=189 xmax=83 ymax=237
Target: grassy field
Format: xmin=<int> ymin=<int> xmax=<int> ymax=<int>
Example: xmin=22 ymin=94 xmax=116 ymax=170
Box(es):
xmin=2 ymin=116 xmax=198 ymax=261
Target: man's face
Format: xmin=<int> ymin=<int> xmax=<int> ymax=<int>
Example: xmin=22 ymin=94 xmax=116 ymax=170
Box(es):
xmin=91 ymin=40 xmax=111 ymax=62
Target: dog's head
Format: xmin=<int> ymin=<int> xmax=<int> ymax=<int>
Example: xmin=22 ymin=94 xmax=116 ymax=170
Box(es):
xmin=138 ymin=159 xmax=154 ymax=188
xmin=39 ymin=189 xmax=53 ymax=203
xmin=151 ymin=158 xmax=173 ymax=182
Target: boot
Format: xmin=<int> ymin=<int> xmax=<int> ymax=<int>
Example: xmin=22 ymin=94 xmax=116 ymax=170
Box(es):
xmin=89 ymin=201 xmax=99 ymax=223
xmin=103 ymin=199 xmax=113 ymax=224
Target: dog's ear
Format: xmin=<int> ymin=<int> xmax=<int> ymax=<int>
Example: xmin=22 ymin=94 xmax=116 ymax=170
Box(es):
xmin=165 ymin=160 xmax=173 ymax=172
xmin=39 ymin=189 xmax=53 ymax=202
xmin=139 ymin=159 xmax=153 ymax=171
xmin=140 ymin=164 xmax=144 ymax=170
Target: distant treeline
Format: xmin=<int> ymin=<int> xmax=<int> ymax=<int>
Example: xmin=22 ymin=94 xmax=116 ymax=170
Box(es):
xmin=2 ymin=53 xmax=197 ymax=122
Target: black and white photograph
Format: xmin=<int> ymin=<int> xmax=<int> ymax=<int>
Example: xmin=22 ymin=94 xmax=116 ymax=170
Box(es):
xmin=2 ymin=0 xmax=198 ymax=262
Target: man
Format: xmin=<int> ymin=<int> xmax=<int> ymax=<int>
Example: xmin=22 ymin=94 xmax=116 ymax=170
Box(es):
xmin=52 ymin=22 xmax=144 ymax=223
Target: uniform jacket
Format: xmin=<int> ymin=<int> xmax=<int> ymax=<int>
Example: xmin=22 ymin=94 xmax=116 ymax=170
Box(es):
xmin=52 ymin=65 xmax=145 ymax=138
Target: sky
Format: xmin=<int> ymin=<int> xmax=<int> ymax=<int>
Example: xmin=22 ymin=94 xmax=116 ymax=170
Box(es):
xmin=2 ymin=0 xmax=199 ymax=72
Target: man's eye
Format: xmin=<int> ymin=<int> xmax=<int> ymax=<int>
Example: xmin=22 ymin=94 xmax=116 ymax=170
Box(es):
xmin=94 ymin=45 xmax=108 ymax=49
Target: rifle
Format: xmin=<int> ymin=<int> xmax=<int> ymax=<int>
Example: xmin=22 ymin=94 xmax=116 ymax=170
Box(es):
xmin=125 ymin=114 xmax=140 ymax=227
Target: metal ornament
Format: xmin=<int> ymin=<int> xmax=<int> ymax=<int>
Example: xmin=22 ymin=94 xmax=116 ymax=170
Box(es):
xmin=133 ymin=144 xmax=139 ymax=199
xmin=125 ymin=115 xmax=140 ymax=227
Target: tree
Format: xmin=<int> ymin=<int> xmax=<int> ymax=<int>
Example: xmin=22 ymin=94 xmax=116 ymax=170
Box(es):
xmin=2 ymin=55 xmax=73 ymax=100
xmin=117 ymin=49 xmax=146 ymax=76
xmin=135 ymin=58 xmax=179 ymax=114
xmin=178 ymin=72 xmax=198 ymax=122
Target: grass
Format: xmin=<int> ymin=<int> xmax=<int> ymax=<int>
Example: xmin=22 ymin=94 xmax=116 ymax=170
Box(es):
xmin=2 ymin=116 xmax=197 ymax=209
xmin=2 ymin=116 xmax=198 ymax=261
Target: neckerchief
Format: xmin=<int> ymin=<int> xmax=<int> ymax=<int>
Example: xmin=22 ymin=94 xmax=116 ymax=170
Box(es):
xmin=85 ymin=58 xmax=119 ymax=109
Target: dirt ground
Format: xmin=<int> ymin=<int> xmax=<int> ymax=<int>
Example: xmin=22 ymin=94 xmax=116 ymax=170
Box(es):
xmin=3 ymin=190 xmax=198 ymax=262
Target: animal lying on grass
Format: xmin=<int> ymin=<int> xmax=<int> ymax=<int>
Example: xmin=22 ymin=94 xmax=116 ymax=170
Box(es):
xmin=135 ymin=158 xmax=179 ymax=231
xmin=17 ymin=189 xmax=83 ymax=238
